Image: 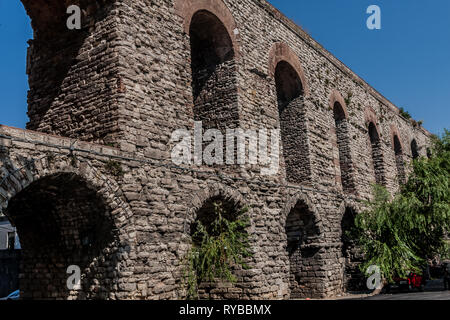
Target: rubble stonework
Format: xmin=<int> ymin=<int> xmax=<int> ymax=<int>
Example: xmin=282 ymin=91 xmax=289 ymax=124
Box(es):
xmin=0 ymin=0 xmax=432 ymax=299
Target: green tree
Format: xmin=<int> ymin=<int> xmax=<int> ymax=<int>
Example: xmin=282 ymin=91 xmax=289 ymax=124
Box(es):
xmin=355 ymin=129 xmax=450 ymax=283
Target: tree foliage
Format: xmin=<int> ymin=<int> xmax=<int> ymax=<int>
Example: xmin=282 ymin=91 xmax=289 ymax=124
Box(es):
xmin=355 ymin=129 xmax=450 ymax=283
xmin=183 ymin=202 xmax=252 ymax=299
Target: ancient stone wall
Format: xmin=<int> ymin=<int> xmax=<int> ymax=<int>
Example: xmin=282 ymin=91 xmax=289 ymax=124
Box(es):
xmin=23 ymin=0 xmax=123 ymax=145
xmin=0 ymin=126 xmax=136 ymax=299
xmin=0 ymin=0 xmax=433 ymax=299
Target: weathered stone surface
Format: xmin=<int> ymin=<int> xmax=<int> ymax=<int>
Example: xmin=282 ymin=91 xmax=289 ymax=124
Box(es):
xmin=0 ymin=0 xmax=432 ymax=300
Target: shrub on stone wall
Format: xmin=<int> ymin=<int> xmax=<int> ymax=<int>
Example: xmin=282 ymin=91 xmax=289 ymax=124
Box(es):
xmin=183 ymin=202 xmax=252 ymax=299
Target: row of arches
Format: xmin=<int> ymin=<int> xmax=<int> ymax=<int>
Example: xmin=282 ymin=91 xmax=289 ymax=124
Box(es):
xmin=179 ymin=1 xmax=312 ymax=183
xmin=178 ymin=0 xmax=422 ymax=191
xmin=188 ymin=186 xmax=357 ymax=299
xmin=369 ymin=118 xmax=422 ymax=187
xmin=1 ymin=164 xmax=355 ymax=299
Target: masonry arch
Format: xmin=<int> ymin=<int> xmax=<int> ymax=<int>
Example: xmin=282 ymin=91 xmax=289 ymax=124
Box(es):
xmin=175 ymin=0 xmax=241 ymax=133
xmin=391 ymin=128 xmax=406 ymax=185
xmin=367 ymin=121 xmax=386 ymax=186
xmin=185 ymin=185 xmax=249 ymax=299
xmin=340 ymin=206 xmax=364 ymax=292
xmin=0 ymin=156 xmax=133 ymax=300
xmin=174 ymin=0 xmax=241 ymax=57
xmin=270 ymin=43 xmax=311 ymax=184
xmin=283 ymin=193 xmax=324 ymax=298
xmin=411 ymin=139 xmax=420 ymax=159
xmin=268 ymin=42 xmax=310 ymax=97
xmin=330 ymin=91 xmax=355 ymax=193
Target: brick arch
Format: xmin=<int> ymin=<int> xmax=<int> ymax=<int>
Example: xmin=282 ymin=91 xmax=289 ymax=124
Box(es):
xmin=268 ymin=42 xmax=310 ymax=97
xmin=0 ymin=155 xmax=133 ymax=226
xmin=282 ymin=192 xmax=324 ymax=236
xmin=329 ymin=90 xmax=349 ymax=119
xmin=364 ymin=106 xmax=380 ymax=131
xmin=185 ymin=183 xmax=246 ymax=228
xmin=390 ymin=124 xmax=404 ymax=152
xmin=366 ymin=112 xmax=386 ymax=186
xmin=173 ymin=0 xmax=241 ymax=59
xmin=182 ymin=184 xmax=249 ymax=299
xmin=330 ymin=90 xmax=355 ymax=194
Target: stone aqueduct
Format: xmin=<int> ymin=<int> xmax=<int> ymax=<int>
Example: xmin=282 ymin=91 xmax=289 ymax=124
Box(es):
xmin=0 ymin=0 xmax=431 ymax=299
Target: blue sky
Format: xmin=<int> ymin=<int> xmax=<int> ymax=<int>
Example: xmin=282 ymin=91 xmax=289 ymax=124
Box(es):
xmin=0 ymin=1 xmax=448 ymax=135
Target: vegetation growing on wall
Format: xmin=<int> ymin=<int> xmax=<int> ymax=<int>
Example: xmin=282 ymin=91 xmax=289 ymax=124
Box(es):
xmin=183 ymin=202 xmax=252 ymax=299
xmin=399 ymin=107 xmax=412 ymax=120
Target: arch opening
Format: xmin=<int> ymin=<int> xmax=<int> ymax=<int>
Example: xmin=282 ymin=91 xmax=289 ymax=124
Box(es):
xmin=333 ymin=102 xmax=355 ymax=193
xmin=189 ymin=195 xmax=246 ymax=299
xmin=393 ymin=135 xmax=406 ymax=185
xmin=285 ymin=200 xmax=321 ymax=299
xmin=3 ymin=173 xmax=120 ymax=300
xmin=189 ymin=10 xmax=239 ymax=132
xmin=340 ymin=207 xmax=364 ymax=292
xmin=368 ymin=122 xmax=385 ymax=186
xmin=275 ymin=61 xmax=310 ymax=183
xmin=411 ymin=139 xmax=420 ymax=159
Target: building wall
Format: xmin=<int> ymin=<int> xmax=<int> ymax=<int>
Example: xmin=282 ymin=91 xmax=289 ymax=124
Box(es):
xmin=0 ymin=250 xmax=20 ymax=297
xmin=3 ymin=0 xmax=434 ymax=299
xmin=0 ymin=219 xmax=20 ymax=250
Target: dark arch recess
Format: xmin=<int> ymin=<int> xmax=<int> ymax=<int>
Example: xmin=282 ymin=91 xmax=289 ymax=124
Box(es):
xmin=393 ymin=135 xmax=406 ymax=185
xmin=189 ymin=10 xmax=239 ymax=131
xmin=332 ymin=99 xmax=355 ymax=193
xmin=190 ymin=195 xmax=248 ymax=300
xmin=285 ymin=199 xmax=322 ymax=299
xmin=275 ymin=61 xmax=303 ymax=112
xmin=4 ymin=173 xmax=120 ymax=300
xmin=275 ymin=61 xmax=311 ymax=184
xmin=411 ymin=139 xmax=420 ymax=159
xmin=340 ymin=207 xmax=364 ymax=292
xmin=368 ymin=122 xmax=386 ymax=186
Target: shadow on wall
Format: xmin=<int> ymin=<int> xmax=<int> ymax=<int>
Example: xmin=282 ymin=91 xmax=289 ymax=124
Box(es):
xmin=22 ymin=0 xmax=117 ymax=143
xmin=368 ymin=122 xmax=386 ymax=186
xmin=190 ymin=10 xmax=239 ymax=132
xmin=275 ymin=61 xmax=311 ymax=184
xmin=2 ymin=160 xmax=124 ymax=299
xmin=189 ymin=195 xmax=250 ymax=300
xmin=285 ymin=199 xmax=322 ymax=299
xmin=341 ymin=207 xmax=365 ymax=293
